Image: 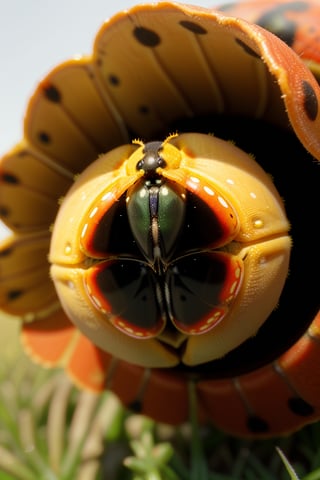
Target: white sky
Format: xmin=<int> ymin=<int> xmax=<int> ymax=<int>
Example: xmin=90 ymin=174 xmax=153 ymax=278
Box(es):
xmin=0 ymin=0 xmax=224 ymax=239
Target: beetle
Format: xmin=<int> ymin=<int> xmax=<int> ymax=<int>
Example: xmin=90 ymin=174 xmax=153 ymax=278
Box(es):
xmin=49 ymin=132 xmax=290 ymax=366
xmin=0 ymin=0 xmax=319 ymax=437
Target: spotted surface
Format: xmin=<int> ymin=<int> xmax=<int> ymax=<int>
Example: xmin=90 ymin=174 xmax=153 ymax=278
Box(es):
xmin=0 ymin=1 xmax=319 ymax=438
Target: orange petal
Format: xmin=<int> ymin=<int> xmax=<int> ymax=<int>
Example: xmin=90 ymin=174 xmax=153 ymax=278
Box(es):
xmin=0 ymin=233 xmax=58 ymax=319
xmin=67 ymin=333 xmax=114 ymax=392
xmin=21 ymin=309 xmax=76 ymax=366
xmin=22 ymin=307 xmax=114 ymax=393
xmin=0 ymin=142 xmax=70 ymax=232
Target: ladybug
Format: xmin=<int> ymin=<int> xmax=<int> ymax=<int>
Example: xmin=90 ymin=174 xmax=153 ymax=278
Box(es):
xmin=0 ymin=0 xmax=319 ymax=437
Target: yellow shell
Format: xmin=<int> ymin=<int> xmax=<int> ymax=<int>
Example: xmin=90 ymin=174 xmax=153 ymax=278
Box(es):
xmin=50 ymin=132 xmax=290 ymax=367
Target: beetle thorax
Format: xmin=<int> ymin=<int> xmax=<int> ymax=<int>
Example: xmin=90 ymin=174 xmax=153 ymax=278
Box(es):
xmin=127 ymin=142 xmax=186 ymax=271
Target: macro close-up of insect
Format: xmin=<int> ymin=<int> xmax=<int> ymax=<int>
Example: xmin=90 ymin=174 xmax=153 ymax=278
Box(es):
xmin=0 ymin=0 xmax=320 ymax=478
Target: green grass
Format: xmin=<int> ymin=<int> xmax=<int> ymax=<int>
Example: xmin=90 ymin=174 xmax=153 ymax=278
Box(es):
xmin=0 ymin=322 xmax=320 ymax=480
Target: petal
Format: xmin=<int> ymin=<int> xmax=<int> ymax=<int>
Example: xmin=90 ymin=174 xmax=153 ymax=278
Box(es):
xmin=93 ymin=3 xmax=320 ymax=157
xmin=67 ymin=334 xmax=113 ymax=392
xmin=0 ymin=142 xmax=71 ymax=232
xmin=0 ymin=233 xmax=58 ymax=319
xmin=22 ymin=309 xmax=115 ymax=393
xmin=24 ymin=58 xmax=129 ymax=174
xmin=21 ymin=309 xmax=76 ymax=366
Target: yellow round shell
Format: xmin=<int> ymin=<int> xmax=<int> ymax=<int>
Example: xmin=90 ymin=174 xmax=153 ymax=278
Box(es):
xmin=50 ymin=133 xmax=291 ymax=367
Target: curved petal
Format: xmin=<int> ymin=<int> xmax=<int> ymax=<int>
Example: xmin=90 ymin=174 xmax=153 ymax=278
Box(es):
xmin=218 ymin=0 xmax=320 ymax=76
xmin=21 ymin=309 xmax=76 ymax=366
xmin=0 ymin=233 xmax=58 ymax=319
xmin=0 ymin=142 xmax=72 ymax=232
xmin=92 ymin=3 xmax=320 ymax=158
xmin=24 ymin=58 xmax=129 ymax=174
xmin=22 ymin=309 xmax=118 ymax=392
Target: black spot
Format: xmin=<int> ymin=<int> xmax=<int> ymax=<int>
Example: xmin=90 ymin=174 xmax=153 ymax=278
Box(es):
xmin=247 ymin=415 xmax=270 ymax=434
xmin=1 ymin=172 xmax=19 ymax=184
xmin=38 ymin=131 xmax=51 ymax=144
xmin=256 ymin=2 xmax=308 ymax=47
xmin=139 ymin=105 xmax=150 ymax=114
xmin=133 ymin=26 xmax=160 ymax=47
xmin=43 ymin=84 xmax=61 ymax=103
xmin=302 ymin=80 xmax=318 ymax=121
xmin=128 ymin=399 xmax=142 ymax=413
xmin=0 ymin=247 xmax=12 ymax=257
xmin=235 ymin=38 xmax=260 ymax=59
xmin=108 ymin=74 xmax=120 ymax=86
xmin=288 ymin=397 xmax=315 ymax=416
xmin=7 ymin=290 xmax=23 ymax=301
xmin=179 ymin=20 xmax=207 ymax=35
xmin=0 ymin=206 xmax=9 ymax=217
